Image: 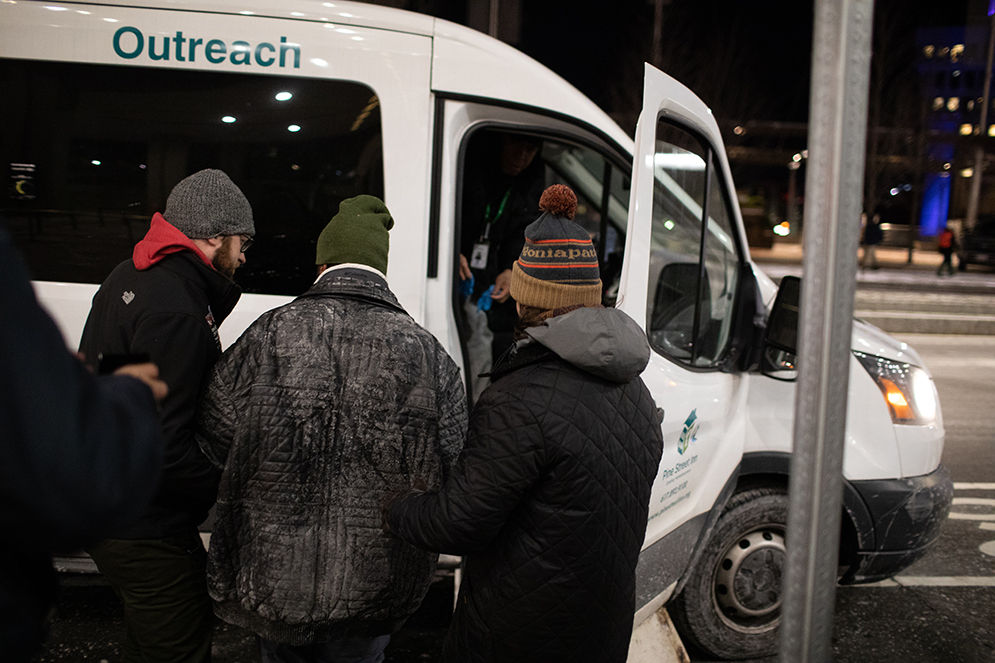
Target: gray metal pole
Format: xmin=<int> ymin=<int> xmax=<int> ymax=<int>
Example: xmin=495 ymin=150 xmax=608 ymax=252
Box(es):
xmin=966 ymin=10 xmax=995 ymax=233
xmin=488 ymin=0 xmax=500 ymax=39
xmin=778 ymin=0 xmax=873 ymax=661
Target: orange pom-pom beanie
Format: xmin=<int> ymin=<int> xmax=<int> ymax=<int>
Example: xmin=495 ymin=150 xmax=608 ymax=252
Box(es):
xmin=510 ymin=184 xmax=602 ymax=310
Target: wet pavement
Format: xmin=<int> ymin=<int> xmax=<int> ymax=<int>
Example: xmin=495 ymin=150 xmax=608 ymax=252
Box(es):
xmin=34 ymin=574 xmax=453 ymax=663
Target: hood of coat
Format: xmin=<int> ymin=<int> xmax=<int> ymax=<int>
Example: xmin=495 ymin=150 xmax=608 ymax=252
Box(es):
xmin=133 ymin=213 xmax=214 ymax=271
xmin=524 ymin=307 xmax=650 ymax=383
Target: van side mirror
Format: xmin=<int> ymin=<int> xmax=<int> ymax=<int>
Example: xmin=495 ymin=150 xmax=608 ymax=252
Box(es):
xmin=762 ymin=275 xmax=800 ymax=380
xmin=721 ymin=263 xmax=765 ymax=373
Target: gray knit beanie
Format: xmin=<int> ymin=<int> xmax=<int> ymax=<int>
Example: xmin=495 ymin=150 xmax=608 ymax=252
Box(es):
xmin=163 ymin=169 xmax=254 ymax=239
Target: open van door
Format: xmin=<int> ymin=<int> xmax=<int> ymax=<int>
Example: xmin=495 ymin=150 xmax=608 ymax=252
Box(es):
xmin=620 ymin=64 xmax=752 ymax=622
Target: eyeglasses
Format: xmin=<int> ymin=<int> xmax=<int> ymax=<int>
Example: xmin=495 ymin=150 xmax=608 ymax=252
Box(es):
xmin=237 ymin=234 xmax=253 ymax=252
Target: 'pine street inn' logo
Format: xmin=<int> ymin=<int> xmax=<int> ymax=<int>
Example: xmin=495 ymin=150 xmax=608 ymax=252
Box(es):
xmin=678 ymin=409 xmax=699 ymax=455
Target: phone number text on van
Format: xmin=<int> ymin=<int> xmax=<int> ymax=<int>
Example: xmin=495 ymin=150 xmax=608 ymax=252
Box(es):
xmin=112 ymin=27 xmax=301 ymax=68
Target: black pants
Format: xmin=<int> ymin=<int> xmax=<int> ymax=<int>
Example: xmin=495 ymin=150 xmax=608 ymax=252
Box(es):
xmin=87 ymin=531 xmax=213 ymax=663
xmin=938 ymin=250 xmax=955 ymax=276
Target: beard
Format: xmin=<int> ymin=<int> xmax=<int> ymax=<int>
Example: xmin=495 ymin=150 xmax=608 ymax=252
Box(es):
xmin=212 ymin=235 xmax=239 ymax=279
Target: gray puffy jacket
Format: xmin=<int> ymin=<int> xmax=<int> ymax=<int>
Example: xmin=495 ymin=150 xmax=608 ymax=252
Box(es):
xmin=196 ymin=268 xmax=467 ymax=644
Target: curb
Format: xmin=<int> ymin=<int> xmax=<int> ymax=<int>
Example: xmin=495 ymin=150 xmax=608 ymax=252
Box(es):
xmin=854 ymin=311 xmax=995 ymax=335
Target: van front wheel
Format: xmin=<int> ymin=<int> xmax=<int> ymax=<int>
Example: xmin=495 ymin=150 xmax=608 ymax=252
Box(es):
xmin=670 ymin=487 xmax=788 ymax=660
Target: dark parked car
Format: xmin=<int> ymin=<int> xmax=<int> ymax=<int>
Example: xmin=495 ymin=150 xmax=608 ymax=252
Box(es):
xmin=959 ymin=217 xmax=995 ymax=270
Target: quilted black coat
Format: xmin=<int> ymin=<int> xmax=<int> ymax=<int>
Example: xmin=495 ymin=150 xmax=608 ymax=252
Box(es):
xmin=387 ymin=307 xmax=664 ymax=663
xmin=195 ymin=268 xmax=467 ymax=644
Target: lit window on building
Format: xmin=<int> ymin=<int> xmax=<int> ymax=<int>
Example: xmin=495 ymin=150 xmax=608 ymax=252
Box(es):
xmin=951 ymin=44 xmax=964 ymax=62
xmin=948 ymin=97 xmax=960 ymax=111
xmin=933 ymin=97 xmax=945 ymax=111
xmin=924 ymin=45 xmax=935 ymax=58
xmin=960 ymin=123 xmax=974 ymax=135
xmin=961 ymin=168 xmax=974 ymax=178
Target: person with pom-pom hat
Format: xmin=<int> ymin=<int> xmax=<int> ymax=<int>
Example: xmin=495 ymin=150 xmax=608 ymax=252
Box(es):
xmin=385 ymin=184 xmax=664 ymax=663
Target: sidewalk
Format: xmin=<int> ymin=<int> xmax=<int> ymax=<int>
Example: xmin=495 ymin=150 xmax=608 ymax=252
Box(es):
xmin=750 ymin=242 xmax=995 ymax=295
xmin=750 ymin=241 xmax=995 ymax=334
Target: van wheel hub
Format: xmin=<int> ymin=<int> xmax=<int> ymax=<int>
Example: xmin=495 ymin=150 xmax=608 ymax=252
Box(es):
xmin=714 ymin=529 xmax=785 ymax=620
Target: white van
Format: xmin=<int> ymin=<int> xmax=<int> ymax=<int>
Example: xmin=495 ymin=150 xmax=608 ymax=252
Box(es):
xmin=0 ymin=1 xmax=952 ymax=659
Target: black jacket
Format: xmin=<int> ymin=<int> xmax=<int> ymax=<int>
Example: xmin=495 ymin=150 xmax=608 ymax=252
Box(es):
xmin=0 ymin=224 xmax=162 ymax=661
xmin=388 ymin=307 xmax=664 ymax=663
xmin=79 ymin=221 xmax=240 ymax=539
xmin=196 ymin=268 xmax=468 ymax=644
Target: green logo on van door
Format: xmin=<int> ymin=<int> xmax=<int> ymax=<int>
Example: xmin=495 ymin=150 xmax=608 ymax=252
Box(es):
xmin=678 ymin=409 xmax=699 ymax=455
xmin=112 ymin=26 xmax=300 ymax=69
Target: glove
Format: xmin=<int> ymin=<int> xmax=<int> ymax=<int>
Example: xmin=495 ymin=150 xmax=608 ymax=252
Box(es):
xmin=460 ymin=274 xmax=475 ymax=298
xmin=477 ymin=285 xmax=494 ymax=312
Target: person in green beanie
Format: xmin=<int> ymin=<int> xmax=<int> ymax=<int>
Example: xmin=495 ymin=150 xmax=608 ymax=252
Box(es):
xmin=196 ymin=195 xmax=467 ymax=663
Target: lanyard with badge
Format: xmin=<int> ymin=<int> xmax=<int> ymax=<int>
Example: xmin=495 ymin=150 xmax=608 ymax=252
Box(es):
xmin=470 ymin=188 xmax=512 ymax=270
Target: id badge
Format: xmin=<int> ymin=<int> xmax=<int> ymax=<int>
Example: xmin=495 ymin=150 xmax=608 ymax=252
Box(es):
xmin=470 ymin=243 xmax=490 ymax=270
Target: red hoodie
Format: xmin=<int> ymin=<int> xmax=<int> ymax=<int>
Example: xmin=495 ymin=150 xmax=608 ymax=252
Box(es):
xmin=132 ymin=213 xmax=215 ymax=271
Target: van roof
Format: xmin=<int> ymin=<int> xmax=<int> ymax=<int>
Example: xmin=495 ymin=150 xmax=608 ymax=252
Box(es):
xmin=69 ymin=0 xmax=634 ymax=153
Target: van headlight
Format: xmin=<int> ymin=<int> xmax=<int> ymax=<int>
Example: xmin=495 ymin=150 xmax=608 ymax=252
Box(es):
xmin=854 ymin=352 xmax=937 ymax=424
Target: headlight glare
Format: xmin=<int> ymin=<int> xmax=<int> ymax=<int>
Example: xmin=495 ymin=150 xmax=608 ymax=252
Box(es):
xmin=912 ymin=369 xmax=937 ymax=421
xmin=854 ymin=352 xmax=937 ymax=425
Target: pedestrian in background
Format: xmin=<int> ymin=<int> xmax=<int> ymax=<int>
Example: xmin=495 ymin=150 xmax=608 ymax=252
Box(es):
xmin=385 ymin=185 xmax=664 ymax=663
xmin=196 ymin=195 xmax=467 ymax=663
xmin=0 ymin=224 xmax=167 ymax=663
xmin=937 ymin=225 xmax=957 ymax=276
xmin=862 ymin=212 xmax=883 ymax=269
xmin=78 ymin=168 xmax=255 ymax=663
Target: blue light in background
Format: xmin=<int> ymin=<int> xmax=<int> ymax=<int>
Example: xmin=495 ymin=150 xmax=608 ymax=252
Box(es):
xmin=920 ymin=172 xmax=950 ymax=236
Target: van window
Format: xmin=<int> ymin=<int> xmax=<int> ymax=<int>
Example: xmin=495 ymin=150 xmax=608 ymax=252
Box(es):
xmin=0 ymin=59 xmax=383 ymax=296
xmin=646 ymin=121 xmax=741 ymax=368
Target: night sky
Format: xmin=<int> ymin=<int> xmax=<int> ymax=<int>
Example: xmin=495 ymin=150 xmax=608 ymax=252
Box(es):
xmin=507 ymin=0 xmax=974 ymax=132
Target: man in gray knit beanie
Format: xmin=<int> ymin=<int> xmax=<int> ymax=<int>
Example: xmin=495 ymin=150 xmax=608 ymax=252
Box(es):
xmin=77 ymin=167 xmax=255 ymax=663
xmin=164 ymin=168 xmax=255 ymax=240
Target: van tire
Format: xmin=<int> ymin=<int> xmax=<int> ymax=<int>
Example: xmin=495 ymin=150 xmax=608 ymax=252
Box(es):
xmin=670 ymin=486 xmax=788 ymax=660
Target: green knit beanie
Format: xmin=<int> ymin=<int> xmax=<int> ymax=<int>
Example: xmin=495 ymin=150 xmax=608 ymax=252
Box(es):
xmin=315 ymin=195 xmax=394 ymax=273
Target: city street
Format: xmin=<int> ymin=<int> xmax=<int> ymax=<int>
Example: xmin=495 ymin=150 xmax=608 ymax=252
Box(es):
xmin=688 ymin=333 xmax=995 ymax=663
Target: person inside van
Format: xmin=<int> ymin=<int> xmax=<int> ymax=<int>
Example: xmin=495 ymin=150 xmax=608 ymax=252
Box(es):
xmin=459 ymin=131 xmax=545 ymax=398
xmin=386 ymin=185 xmax=663 ymax=663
